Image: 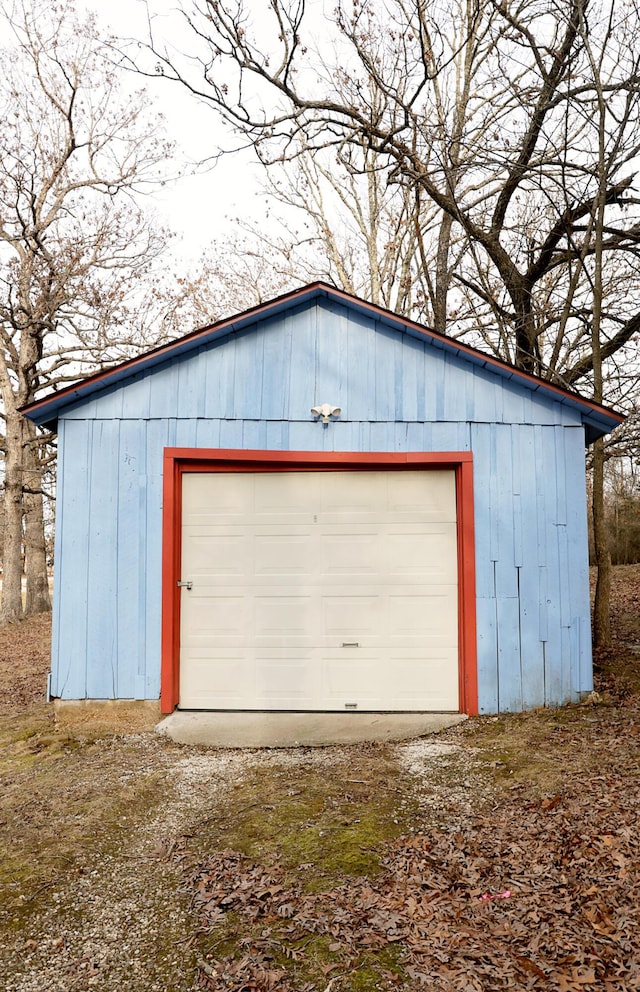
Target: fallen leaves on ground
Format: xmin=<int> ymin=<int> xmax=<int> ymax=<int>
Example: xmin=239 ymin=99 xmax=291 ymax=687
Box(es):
xmin=0 ymin=611 xmax=51 ymax=714
xmin=191 ymin=740 xmax=640 ymax=991
xmin=2 ymin=570 xmax=639 ymax=991
xmin=608 ymin=565 xmax=640 ymax=646
xmin=186 ymin=567 xmax=640 ymax=990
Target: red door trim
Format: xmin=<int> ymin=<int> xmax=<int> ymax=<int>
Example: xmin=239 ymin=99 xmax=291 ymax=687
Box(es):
xmin=160 ymin=448 xmax=478 ymax=715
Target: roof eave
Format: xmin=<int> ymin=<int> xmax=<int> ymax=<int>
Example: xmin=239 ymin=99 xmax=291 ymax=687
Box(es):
xmin=20 ymin=282 xmax=626 ymax=438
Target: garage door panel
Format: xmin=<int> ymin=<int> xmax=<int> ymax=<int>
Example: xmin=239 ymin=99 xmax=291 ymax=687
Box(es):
xmin=253 ymin=473 xmax=320 ymax=519
xmin=184 ymin=532 xmax=247 ymax=577
xmin=183 ymin=596 xmax=248 ymax=638
xmin=254 ymin=595 xmax=316 ymax=634
xmin=315 ymin=471 xmax=388 ymax=513
xmin=388 ymin=471 xmax=457 ymax=518
xmin=324 ymin=655 xmax=384 ymax=698
xmin=321 ymin=533 xmax=379 ymax=575
xmin=322 ymin=595 xmax=380 ymax=636
xmin=254 ymin=534 xmax=315 ymax=575
xmin=181 ymin=654 xmax=247 ymax=707
xmin=391 ymin=660 xmax=458 ymax=708
xmin=184 ymin=474 xmax=253 ymax=521
xmin=253 ymin=655 xmax=319 ymax=701
xmin=384 ymin=528 xmax=458 ymax=581
xmin=387 ymin=592 xmax=458 ymax=636
xmin=179 ymin=470 xmax=459 ymax=711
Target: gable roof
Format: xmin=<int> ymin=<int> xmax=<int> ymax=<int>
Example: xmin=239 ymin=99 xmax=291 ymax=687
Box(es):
xmin=22 ymin=281 xmax=624 ymax=442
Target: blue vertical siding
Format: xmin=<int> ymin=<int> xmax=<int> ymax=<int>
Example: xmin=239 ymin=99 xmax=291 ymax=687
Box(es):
xmin=515 ymin=425 xmax=545 ymax=708
xmin=496 ymin=596 xmax=523 ymax=712
xmin=178 ymin=349 xmax=206 ymax=418
xmin=51 ymin=420 xmax=92 ymax=699
xmin=143 ymin=468 xmax=164 ymax=696
xmin=122 ymin=373 xmax=150 ymax=418
xmin=115 ymin=419 xmax=147 ymax=698
xmin=52 ymin=298 xmax=595 ymax=711
xmin=85 ymin=421 xmax=119 ymax=698
xmin=288 ymin=307 xmax=315 ymax=414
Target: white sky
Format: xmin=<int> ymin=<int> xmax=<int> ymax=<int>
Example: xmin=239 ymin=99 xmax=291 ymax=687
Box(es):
xmin=82 ymin=0 xmax=268 ymax=259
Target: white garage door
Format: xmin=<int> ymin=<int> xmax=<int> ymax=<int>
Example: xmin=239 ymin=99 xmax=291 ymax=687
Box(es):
xmin=179 ymin=470 xmax=459 ymax=711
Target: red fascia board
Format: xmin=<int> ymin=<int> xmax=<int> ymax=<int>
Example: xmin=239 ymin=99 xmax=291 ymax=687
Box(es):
xmin=21 ymin=280 xmax=625 ymax=432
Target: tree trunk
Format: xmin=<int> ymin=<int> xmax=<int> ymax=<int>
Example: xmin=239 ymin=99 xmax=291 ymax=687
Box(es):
xmin=22 ymin=420 xmax=51 ymax=614
xmin=24 ymin=491 xmax=51 ymax=614
xmin=433 ymin=211 xmax=453 ymax=335
xmin=592 ymin=437 xmax=611 ymax=648
xmin=24 ymin=495 xmax=51 ymax=615
xmin=513 ymin=289 xmax=540 ymax=374
xmin=585 ymin=15 xmax=611 ymax=652
xmin=1 ymin=409 xmax=25 ymax=623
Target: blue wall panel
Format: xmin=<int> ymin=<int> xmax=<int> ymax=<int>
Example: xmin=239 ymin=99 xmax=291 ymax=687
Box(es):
xmin=496 ymin=596 xmax=522 ymax=712
xmin=344 ymin=308 xmax=375 ymax=420
xmin=536 ymin=422 xmax=564 ymax=705
xmin=196 ymin=418 xmax=222 ymax=448
xmin=469 ymin=425 xmax=494 ymax=602
xmin=538 ymin=564 xmax=549 ymax=643
xmin=52 ymin=420 xmax=92 ymax=698
xmin=316 ymin=302 xmax=346 ymax=407
xmin=219 ymin=419 xmax=245 ymax=449
xmin=374 ymin=327 xmax=396 ymax=422
xmin=50 ymin=298 xmax=596 ymax=713
xmin=122 ymin=374 xmax=151 ymax=419
xmin=204 ymin=332 xmax=235 ymax=418
xmin=143 ymin=464 xmax=164 ymax=697
xmin=472 ymin=367 xmax=501 ymax=423
xmin=442 ymin=352 xmax=472 ymax=422
xmin=476 ymin=596 xmax=499 ymax=713
xmin=145 ymin=420 xmax=170 ymax=476
xmin=500 ymin=378 xmax=525 ymax=423
xmin=563 ymin=430 xmax=592 ymax=694
xmin=116 ymin=419 xmax=148 ymax=698
xmin=399 ymin=339 xmax=419 ymax=421
xmin=234 ymin=325 xmax=264 ymax=418
xmin=148 ymin=366 xmax=179 ymax=419
xmin=64 ymin=397 xmax=97 ymax=420
xmin=177 ymin=348 xmax=206 ymax=418
xmin=85 ymin=420 xmax=119 ymax=698
xmin=493 ymin=425 xmax=518 ymax=600
xmin=518 ymin=563 xmax=546 ymax=709
xmin=288 ymin=307 xmax=316 ymax=417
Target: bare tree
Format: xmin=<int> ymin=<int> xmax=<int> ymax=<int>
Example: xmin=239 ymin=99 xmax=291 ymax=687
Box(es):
xmin=134 ymin=0 xmax=640 ymax=637
xmin=144 ymin=0 xmax=499 ymax=330
xmin=0 ymin=0 xmax=174 ymax=622
xmin=153 ymin=231 xmax=298 ymax=331
xmin=138 ymin=0 xmax=640 ymax=373
xmin=602 ymin=447 xmax=640 ymax=565
xmin=220 ymin=145 xmax=436 ymax=319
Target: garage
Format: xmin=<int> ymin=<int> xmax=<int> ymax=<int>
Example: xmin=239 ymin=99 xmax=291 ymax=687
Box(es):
xmin=23 ymin=282 xmax=623 ymax=715
xmin=179 ymin=468 xmax=458 ymax=711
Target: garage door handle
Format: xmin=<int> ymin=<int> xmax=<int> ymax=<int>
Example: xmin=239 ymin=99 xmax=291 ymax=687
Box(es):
xmin=177 ymin=580 xmax=193 ymax=590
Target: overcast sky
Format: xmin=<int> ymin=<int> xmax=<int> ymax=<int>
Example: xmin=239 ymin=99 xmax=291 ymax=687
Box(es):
xmin=81 ymin=0 xmax=265 ymax=258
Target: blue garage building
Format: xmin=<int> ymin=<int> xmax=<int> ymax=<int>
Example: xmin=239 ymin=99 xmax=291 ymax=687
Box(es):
xmin=23 ymin=283 xmax=623 ymax=715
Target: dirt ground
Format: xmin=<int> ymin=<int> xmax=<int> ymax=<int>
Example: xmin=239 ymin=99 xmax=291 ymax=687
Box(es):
xmin=0 ymin=565 xmax=639 ymax=992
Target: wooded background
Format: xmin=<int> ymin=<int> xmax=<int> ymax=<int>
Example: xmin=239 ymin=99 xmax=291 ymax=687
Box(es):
xmin=1 ymin=0 xmax=639 ymax=643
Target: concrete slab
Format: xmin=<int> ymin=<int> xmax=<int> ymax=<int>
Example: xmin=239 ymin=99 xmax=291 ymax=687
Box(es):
xmin=155 ymin=711 xmax=468 ymax=748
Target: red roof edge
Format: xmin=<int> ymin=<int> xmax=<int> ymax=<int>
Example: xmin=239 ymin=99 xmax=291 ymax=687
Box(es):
xmin=21 ymin=281 xmax=626 ymax=437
